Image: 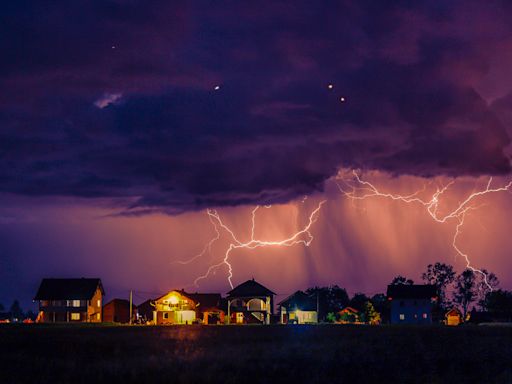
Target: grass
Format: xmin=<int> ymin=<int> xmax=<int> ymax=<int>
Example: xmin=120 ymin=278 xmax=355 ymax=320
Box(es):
xmin=1 ymin=324 xmax=511 ymax=384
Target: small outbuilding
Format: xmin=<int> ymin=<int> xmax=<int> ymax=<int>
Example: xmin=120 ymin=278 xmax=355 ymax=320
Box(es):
xmin=103 ymin=299 xmax=137 ymax=324
xmin=445 ymin=308 xmax=463 ymax=326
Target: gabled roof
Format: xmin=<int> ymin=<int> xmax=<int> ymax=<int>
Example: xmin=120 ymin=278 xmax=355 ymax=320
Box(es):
xmin=278 ymin=290 xmax=316 ymax=311
xmin=339 ymin=306 xmax=359 ymax=314
xmin=103 ymin=298 xmax=136 ymax=308
xmin=184 ymin=293 xmax=222 ymax=310
xmin=446 ymin=307 xmax=462 ymax=317
xmin=386 ymin=284 xmax=437 ymax=299
xmin=34 ymin=278 xmax=104 ymax=300
xmin=227 ymin=279 xmax=275 ymax=297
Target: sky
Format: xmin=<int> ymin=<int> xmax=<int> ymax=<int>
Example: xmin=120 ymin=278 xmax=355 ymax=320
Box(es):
xmin=1 ymin=1 xmax=512 ymax=310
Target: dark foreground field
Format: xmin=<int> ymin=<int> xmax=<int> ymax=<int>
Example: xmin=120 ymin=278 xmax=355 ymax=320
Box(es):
xmin=1 ymin=325 xmax=511 ymax=384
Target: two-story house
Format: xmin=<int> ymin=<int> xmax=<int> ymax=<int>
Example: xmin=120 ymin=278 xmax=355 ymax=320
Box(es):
xmin=34 ymin=278 xmax=104 ymax=323
xmin=387 ymin=284 xmax=437 ymax=324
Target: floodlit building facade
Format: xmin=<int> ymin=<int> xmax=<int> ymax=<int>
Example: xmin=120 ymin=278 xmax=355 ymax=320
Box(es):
xmin=153 ymin=290 xmax=197 ymax=325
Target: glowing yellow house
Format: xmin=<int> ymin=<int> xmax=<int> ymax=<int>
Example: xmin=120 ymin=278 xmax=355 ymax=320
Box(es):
xmin=153 ymin=290 xmax=197 ymax=325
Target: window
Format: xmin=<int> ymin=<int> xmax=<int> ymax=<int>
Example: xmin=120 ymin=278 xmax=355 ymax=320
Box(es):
xmin=399 ymin=314 xmax=405 ymax=320
xmin=72 ymin=300 xmax=80 ymax=307
xmin=97 ymin=313 xmax=101 ymax=320
xmin=97 ymin=299 xmax=101 ymax=307
xmin=422 ymin=313 xmax=428 ymax=319
xmin=236 ymin=312 xmax=244 ymax=324
xmin=71 ymin=313 xmax=80 ymax=320
xmin=163 ymin=312 xmax=169 ymax=319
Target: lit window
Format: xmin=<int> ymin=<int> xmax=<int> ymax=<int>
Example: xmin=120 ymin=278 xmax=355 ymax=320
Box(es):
xmin=71 ymin=313 xmax=80 ymax=320
xmin=97 ymin=313 xmax=101 ymax=320
xmin=422 ymin=313 xmax=428 ymax=319
xmin=236 ymin=312 xmax=244 ymax=324
xmin=72 ymin=300 xmax=80 ymax=307
xmin=97 ymin=299 xmax=101 ymax=307
xmin=399 ymin=314 xmax=405 ymax=320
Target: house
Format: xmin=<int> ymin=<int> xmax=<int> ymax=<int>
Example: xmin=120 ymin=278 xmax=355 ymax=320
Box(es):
xmin=445 ymin=307 xmax=462 ymax=326
xmin=338 ymin=306 xmax=361 ymax=324
xmin=278 ymin=290 xmax=317 ymax=324
xmin=34 ymin=278 xmax=104 ymax=323
xmin=227 ymin=278 xmax=275 ymax=324
xmin=185 ymin=293 xmax=225 ymax=324
xmin=153 ymin=290 xmax=197 ymax=325
xmin=103 ymin=299 xmax=137 ymax=324
xmin=151 ymin=290 xmax=225 ymax=325
xmin=387 ymin=284 xmax=437 ymax=324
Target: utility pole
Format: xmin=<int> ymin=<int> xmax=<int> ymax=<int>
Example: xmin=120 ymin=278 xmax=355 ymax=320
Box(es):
xmin=129 ymin=290 xmax=133 ymax=325
xmin=316 ymin=290 xmax=319 ymax=323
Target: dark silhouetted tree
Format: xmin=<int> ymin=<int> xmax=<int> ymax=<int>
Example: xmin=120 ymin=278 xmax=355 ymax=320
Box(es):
xmin=481 ymin=290 xmax=512 ymax=319
xmin=305 ymin=285 xmax=349 ymax=321
xmin=371 ymin=294 xmax=390 ymax=323
xmin=390 ymin=275 xmax=414 ymax=285
xmin=476 ymin=269 xmax=499 ymax=309
xmin=10 ymin=300 xmax=23 ymax=321
xmin=349 ymin=293 xmax=369 ymax=313
xmin=422 ymin=262 xmax=455 ymax=309
xmin=453 ymin=269 xmax=477 ymax=319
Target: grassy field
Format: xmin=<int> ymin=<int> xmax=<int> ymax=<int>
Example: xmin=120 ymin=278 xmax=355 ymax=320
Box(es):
xmin=1 ymin=324 xmax=511 ymax=384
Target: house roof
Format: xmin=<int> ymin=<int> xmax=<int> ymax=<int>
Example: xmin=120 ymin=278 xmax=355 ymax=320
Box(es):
xmin=103 ymin=298 xmax=137 ymax=308
xmin=386 ymin=284 xmax=437 ymax=299
xmin=34 ymin=278 xmax=104 ymax=300
xmin=446 ymin=308 xmax=462 ymax=317
xmin=183 ymin=293 xmax=222 ymax=310
xmin=278 ymin=290 xmax=316 ymax=311
xmin=227 ymin=279 xmax=275 ymax=297
xmin=339 ymin=306 xmax=359 ymax=314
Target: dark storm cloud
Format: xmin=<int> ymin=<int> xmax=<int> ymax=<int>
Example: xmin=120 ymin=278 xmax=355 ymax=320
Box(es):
xmin=1 ymin=0 xmax=511 ymax=212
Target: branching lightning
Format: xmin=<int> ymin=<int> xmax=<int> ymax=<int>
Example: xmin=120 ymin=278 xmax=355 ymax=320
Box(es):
xmin=181 ymin=201 xmax=326 ymax=289
xmin=336 ymin=170 xmax=512 ymax=290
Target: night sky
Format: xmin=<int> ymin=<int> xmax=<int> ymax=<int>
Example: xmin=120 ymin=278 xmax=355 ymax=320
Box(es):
xmin=1 ymin=1 xmax=512 ymax=310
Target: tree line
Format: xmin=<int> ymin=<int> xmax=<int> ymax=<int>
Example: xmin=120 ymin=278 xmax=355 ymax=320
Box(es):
xmin=307 ymin=262 xmax=512 ymax=323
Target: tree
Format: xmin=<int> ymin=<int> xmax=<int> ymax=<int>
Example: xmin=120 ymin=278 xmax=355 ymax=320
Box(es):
xmin=476 ymin=269 xmax=499 ymax=310
xmin=452 ymin=269 xmax=477 ymax=319
xmin=421 ymin=262 xmax=455 ymax=309
xmin=362 ymin=301 xmax=381 ymax=325
xmin=10 ymin=300 xmax=23 ymax=321
xmin=349 ymin=293 xmax=369 ymax=313
xmin=481 ymin=290 xmax=512 ymax=317
xmin=371 ymin=293 xmax=390 ymax=323
xmin=305 ymin=285 xmax=349 ymax=321
xmin=390 ymin=275 xmax=414 ymax=285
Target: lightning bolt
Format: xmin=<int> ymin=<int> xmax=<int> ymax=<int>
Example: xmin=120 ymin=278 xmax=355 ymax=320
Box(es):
xmin=187 ymin=200 xmax=326 ymax=289
xmin=336 ymin=170 xmax=512 ymax=290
